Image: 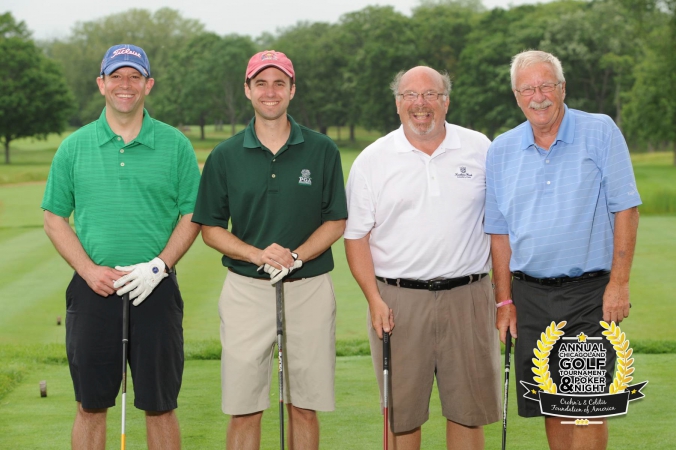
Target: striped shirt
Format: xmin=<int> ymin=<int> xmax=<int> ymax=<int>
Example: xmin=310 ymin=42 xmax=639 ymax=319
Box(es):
xmin=42 ymin=108 xmax=201 ymax=267
xmin=485 ymin=105 xmax=641 ymax=278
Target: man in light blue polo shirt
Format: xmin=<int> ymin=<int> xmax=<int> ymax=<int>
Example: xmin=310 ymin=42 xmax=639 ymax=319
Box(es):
xmin=485 ymin=50 xmax=640 ymax=450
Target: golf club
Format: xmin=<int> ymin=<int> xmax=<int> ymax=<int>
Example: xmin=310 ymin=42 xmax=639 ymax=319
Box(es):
xmin=383 ymin=331 xmax=390 ymax=450
xmin=502 ymin=329 xmax=512 ymax=450
xmin=275 ymin=280 xmax=285 ymax=450
xmin=121 ymin=293 xmax=130 ymax=450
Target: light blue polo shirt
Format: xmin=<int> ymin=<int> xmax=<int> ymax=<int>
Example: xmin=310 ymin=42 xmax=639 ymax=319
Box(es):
xmin=485 ymin=105 xmax=641 ymax=278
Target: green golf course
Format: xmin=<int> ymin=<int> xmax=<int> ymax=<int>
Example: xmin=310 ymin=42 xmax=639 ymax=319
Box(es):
xmin=1 ymin=129 xmax=674 ymax=448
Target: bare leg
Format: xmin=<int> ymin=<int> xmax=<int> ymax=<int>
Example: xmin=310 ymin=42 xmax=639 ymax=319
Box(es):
xmin=226 ymin=411 xmax=263 ymax=450
xmin=389 ymin=424 xmax=421 ymax=450
xmin=545 ymin=417 xmax=608 ymax=450
xmin=287 ymin=404 xmax=319 ymax=450
xmin=446 ymin=420 xmax=484 ymax=450
xmin=72 ymin=402 xmax=106 ymax=450
xmin=146 ymin=410 xmax=180 ymax=450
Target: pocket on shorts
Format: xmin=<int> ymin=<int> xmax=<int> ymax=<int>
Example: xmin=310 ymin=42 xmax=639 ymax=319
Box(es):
xmin=470 ymin=279 xmax=495 ymax=356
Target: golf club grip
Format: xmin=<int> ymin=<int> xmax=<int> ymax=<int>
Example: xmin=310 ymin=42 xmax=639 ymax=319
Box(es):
xmin=504 ymin=329 xmax=512 ymax=368
xmin=383 ymin=332 xmax=390 ymax=372
xmin=275 ymin=282 xmax=284 ymax=335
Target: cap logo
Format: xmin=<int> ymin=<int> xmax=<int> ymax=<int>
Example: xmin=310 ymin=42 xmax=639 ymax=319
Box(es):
xmin=110 ymin=48 xmax=142 ymax=60
xmin=260 ymin=51 xmax=278 ymax=61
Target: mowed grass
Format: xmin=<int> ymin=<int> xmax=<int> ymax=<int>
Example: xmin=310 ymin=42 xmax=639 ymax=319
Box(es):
xmin=1 ymin=128 xmax=675 ymax=447
xmin=0 ymin=354 xmax=672 ymax=449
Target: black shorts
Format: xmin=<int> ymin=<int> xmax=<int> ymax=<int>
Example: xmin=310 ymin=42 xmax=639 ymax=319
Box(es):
xmin=65 ymin=272 xmax=184 ymax=411
xmin=513 ymin=274 xmax=616 ymax=417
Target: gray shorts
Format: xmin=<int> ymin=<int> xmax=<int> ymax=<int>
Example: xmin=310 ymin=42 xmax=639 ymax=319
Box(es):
xmin=219 ymin=270 xmax=336 ymax=415
xmin=369 ymin=275 xmax=501 ymax=433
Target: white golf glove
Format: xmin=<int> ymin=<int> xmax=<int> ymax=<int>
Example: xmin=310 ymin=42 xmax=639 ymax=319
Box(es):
xmin=257 ymin=252 xmax=303 ymax=285
xmin=114 ymin=257 xmax=168 ymax=306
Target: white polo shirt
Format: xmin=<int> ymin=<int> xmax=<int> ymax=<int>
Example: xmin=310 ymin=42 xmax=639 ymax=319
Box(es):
xmin=344 ymin=122 xmax=491 ymax=280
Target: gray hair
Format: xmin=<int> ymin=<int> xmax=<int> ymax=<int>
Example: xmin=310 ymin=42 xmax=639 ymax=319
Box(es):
xmin=510 ymin=50 xmax=565 ymax=89
xmin=390 ymin=68 xmax=452 ymax=97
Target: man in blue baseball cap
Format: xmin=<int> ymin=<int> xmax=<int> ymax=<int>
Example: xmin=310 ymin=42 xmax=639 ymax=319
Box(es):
xmin=42 ymin=44 xmax=201 ymax=449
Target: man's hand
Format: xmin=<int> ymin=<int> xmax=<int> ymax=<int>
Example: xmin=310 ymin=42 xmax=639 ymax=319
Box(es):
xmin=369 ymin=297 xmax=395 ymax=339
xmin=113 ymin=257 xmax=168 ymax=306
xmin=602 ymin=280 xmax=631 ymax=324
xmin=81 ymin=265 xmax=128 ymax=297
xmin=258 ymin=252 xmax=303 ymax=284
xmin=496 ymin=303 xmax=517 ymax=344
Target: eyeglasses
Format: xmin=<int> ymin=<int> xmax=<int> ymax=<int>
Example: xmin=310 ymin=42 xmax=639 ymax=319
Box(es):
xmin=397 ymin=91 xmax=447 ymax=102
xmin=514 ymin=82 xmax=561 ymax=96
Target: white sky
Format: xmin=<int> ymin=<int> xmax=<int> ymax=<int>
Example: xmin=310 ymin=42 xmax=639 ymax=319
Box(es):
xmin=7 ymin=0 xmax=548 ymax=41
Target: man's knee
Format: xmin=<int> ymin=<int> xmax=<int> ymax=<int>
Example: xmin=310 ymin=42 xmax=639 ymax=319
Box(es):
xmin=77 ymin=402 xmax=107 ymax=419
xmin=289 ymin=405 xmax=317 ymax=421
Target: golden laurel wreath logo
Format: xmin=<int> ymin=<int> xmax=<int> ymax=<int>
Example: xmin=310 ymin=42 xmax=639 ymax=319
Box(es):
xmin=531 ymin=321 xmax=634 ymax=393
xmin=600 ymin=321 xmax=634 ymax=394
xmin=532 ymin=321 xmax=566 ymax=393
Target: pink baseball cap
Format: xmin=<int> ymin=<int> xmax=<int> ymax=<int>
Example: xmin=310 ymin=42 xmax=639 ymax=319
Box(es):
xmin=245 ymin=50 xmax=295 ymax=81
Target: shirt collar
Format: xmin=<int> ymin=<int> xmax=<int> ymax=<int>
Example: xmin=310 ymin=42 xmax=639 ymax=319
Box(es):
xmin=96 ymin=108 xmax=155 ymax=149
xmin=520 ymin=104 xmax=574 ymax=150
xmin=243 ymin=114 xmax=305 ymax=150
xmin=394 ymin=122 xmax=460 ymax=154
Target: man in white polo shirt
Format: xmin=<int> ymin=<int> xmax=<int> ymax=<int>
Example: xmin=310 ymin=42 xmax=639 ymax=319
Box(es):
xmin=344 ymin=66 xmax=501 ymax=449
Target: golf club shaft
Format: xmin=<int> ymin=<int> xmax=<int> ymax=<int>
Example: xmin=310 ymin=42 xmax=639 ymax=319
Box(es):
xmin=275 ymin=281 xmax=285 ymax=450
xmin=121 ymin=293 xmax=130 ymax=450
xmin=383 ymin=331 xmax=390 ymax=450
xmin=502 ymin=330 xmax=512 ymax=450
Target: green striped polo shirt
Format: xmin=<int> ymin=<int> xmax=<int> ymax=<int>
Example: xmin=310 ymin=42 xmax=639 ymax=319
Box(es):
xmin=42 ymin=108 xmax=201 ymax=267
xmin=192 ymin=115 xmax=348 ymax=278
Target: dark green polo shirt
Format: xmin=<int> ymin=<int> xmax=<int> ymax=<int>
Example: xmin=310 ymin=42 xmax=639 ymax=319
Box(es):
xmin=42 ymin=108 xmax=201 ymax=267
xmin=192 ymin=115 xmax=348 ymax=278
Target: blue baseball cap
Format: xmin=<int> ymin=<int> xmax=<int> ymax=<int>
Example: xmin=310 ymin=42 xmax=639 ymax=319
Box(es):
xmin=100 ymin=44 xmax=151 ymax=77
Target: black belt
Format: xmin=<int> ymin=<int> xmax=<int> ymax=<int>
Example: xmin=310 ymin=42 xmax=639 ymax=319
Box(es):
xmin=375 ymin=273 xmax=488 ymax=291
xmin=512 ymin=270 xmax=609 ymax=287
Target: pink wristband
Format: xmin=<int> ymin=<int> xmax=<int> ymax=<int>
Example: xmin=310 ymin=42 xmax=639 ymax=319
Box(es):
xmin=496 ymin=299 xmax=513 ymax=308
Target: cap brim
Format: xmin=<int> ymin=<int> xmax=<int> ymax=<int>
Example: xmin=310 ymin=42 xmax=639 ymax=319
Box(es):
xmin=101 ymin=61 xmax=150 ymax=77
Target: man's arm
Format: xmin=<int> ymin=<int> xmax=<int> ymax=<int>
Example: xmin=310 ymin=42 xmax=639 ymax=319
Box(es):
xmin=603 ymin=206 xmax=639 ymax=324
xmin=344 ymin=234 xmax=394 ymax=339
xmin=158 ymin=213 xmax=201 ymax=269
xmin=491 ymin=234 xmax=516 ymax=343
xmin=201 ymin=225 xmax=295 ymax=270
xmin=43 ymin=210 xmax=126 ymax=297
xmin=293 ymin=219 xmax=346 ymax=263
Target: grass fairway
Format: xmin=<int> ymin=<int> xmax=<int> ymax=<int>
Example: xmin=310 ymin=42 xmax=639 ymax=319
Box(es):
xmin=1 ymin=130 xmax=674 ymax=447
xmin=0 ymin=354 xmax=670 ymax=449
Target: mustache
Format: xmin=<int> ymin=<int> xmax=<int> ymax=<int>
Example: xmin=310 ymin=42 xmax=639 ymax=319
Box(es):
xmin=528 ymin=99 xmax=553 ymax=110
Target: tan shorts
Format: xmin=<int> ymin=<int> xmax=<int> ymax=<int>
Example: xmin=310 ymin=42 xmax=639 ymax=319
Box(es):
xmin=369 ymin=275 xmax=501 ymax=432
xmin=219 ymin=270 xmax=336 ymax=415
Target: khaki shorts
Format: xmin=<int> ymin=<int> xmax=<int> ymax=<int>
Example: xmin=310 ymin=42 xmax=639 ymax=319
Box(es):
xmin=219 ymin=270 xmax=336 ymax=415
xmin=369 ymin=275 xmax=501 ymax=433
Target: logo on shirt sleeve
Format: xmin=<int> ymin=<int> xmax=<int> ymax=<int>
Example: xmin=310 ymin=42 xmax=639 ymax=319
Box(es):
xmin=455 ymin=166 xmax=473 ymax=179
xmin=299 ymin=169 xmax=312 ymax=186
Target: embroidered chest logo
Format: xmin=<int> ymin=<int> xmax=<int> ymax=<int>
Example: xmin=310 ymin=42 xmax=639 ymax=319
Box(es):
xmin=455 ymin=166 xmax=473 ymax=179
xmin=299 ymin=169 xmax=312 ymax=186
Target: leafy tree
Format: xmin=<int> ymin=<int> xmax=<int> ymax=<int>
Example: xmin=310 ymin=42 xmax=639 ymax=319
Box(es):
xmin=45 ymin=8 xmax=203 ymax=125
xmin=0 ymin=13 xmax=74 ymax=164
xmin=452 ymin=1 xmax=582 ymax=138
xmin=159 ymin=32 xmax=255 ymax=139
xmin=339 ymin=6 xmax=420 ymax=134
xmin=273 ymin=22 xmax=349 ymax=134
xmin=539 ymin=0 xmax=638 ymax=121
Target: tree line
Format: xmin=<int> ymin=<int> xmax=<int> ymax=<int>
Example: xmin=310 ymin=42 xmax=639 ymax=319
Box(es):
xmin=1 ymin=0 xmax=675 ymax=164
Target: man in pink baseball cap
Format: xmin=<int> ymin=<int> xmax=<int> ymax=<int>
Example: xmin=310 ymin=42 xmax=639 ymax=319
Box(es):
xmin=192 ymin=50 xmax=347 ymax=449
